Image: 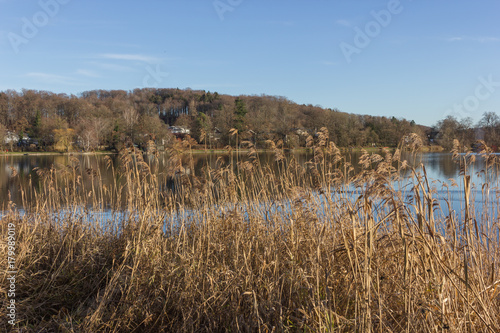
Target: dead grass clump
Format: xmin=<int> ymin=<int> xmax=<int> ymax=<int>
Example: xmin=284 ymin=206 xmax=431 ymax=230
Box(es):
xmin=1 ymin=135 xmax=499 ymax=332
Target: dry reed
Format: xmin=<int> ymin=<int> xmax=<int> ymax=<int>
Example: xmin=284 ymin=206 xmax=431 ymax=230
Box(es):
xmin=1 ymin=134 xmax=499 ymax=332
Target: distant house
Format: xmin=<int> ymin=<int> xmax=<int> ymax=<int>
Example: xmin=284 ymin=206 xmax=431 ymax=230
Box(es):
xmin=168 ymin=126 xmax=191 ymax=139
xmin=4 ymin=131 xmax=19 ymax=145
xmin=3 ymin=131 xmax=34 ymax=147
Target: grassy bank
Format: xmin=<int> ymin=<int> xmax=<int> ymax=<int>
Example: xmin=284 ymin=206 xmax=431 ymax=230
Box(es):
xmin=1 ymin=131 xmax=499 ymax=332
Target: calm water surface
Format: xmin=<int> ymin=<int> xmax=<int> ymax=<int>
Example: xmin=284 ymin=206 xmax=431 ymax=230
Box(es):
xmin=0 ymin=151 xmax=498 ymax=211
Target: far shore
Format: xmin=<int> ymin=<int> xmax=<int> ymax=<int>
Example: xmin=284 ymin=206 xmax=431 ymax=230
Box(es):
xmin=0 ymin=145 xmax=446 ymax=156
xmin=0 ymin=151 xmax=115 ymax=156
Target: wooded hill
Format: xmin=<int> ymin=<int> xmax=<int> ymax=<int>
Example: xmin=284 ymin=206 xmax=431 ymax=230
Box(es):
xmin=0 ymin=88 xmax=428 ymax=151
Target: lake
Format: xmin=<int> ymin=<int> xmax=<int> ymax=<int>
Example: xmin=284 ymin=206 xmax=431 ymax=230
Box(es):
xmin=1 ymin=151 xmax=498 ymax=214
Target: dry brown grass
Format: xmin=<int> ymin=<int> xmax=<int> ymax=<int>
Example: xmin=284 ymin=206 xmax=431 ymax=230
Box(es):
xmin=1 ymin=133 xmax=500 ymax=332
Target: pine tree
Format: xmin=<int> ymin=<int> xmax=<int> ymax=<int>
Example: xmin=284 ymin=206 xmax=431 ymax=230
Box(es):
xmin=234 ymin=98 xmax=247 ymax=132
xmin=31 ymin=110 xmax=42 ymax=140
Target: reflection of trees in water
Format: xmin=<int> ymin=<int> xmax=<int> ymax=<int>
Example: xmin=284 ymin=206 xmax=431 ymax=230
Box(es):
xmin=0 ymin=154 xmax=122 ymax=209
xmin=417 ymin=153 xmax=499 ymax=185
xmin=176 ymin=151 xmax=498 ymax=189
xmin=418 ymin=153 xmax=459 ymax=180
xmin=183 ymin=151 xmax=314 ymax=177
xmin=0 ymin=156 xmax=55 ymax=208
xmin=2 ymin=152 xmax=498 ymax=209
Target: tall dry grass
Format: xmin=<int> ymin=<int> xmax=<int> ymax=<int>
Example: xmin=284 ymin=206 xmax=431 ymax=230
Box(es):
xmin=1 ymin=131 xmax=499 ymax=332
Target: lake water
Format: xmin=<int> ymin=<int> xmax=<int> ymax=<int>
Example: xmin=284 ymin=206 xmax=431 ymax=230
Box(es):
xmin=0 ymin=151 xmax=498 ymax=214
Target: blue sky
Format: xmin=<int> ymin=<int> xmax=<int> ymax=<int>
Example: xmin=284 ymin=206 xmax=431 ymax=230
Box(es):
xmin=1 ymin=0 xmax=499 ymax=126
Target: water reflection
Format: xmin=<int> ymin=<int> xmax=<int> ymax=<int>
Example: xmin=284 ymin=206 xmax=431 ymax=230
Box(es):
xmin=0 ymin=151 xmax=498 ymax=209
xmin=0 ymin=154 xmax=119 ymax=209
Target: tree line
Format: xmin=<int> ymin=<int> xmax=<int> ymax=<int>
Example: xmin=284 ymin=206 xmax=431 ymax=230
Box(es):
xmin=432 ymin=112 xmax=500 ymax=150
xmin=0 ymin=88 xmax=496 ymax=152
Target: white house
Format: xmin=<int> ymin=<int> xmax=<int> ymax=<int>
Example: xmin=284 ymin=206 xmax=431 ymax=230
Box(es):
xmin=4 ymin=131 xmax=19 ymax=145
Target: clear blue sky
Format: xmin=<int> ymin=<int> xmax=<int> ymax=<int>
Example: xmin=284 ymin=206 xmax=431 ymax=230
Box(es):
xmin=1 ymin=0 xmax=499 ymax=126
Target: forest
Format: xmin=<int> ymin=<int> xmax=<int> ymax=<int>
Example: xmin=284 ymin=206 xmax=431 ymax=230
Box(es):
xmin=0 ymin=88 xmax=497 ymax=152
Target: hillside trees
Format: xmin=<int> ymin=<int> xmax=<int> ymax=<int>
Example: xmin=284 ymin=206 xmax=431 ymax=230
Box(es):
xmin=435 ymin=116 xmax=461 ymax=150
xmin=77 ymin=106 xmax=112 ymax=151
xmin=478 ymin=111 xmax=500 ymax=146
xmin=456 ymin=117 xmax=475 ymax=148
xmin=122 ymin=105 xmax=139 ymax=140
xmin=0 ymin=87 xmax=469 ymax=151
xmin=434 ymin=115 xmax=485 ymax=150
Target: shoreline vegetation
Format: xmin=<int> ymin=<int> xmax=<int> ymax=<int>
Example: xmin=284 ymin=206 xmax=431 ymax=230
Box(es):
xmin=2 ymin=88 xmax=498 ymax=160
xmin=0 ymin=144 xmax=446 ymax=156
xmin=1 ymin=88 xmax=428 ymax=155
xmin=1 ymin=131 xmax=499 ymax=332
xmin=0 ymin=88 xmax=500 ymax=161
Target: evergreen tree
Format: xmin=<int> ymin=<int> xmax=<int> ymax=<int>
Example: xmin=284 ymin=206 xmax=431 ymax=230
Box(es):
xmin=31 ymin=110 xmax=42 ymax=140
xmin=234 ymin=98 xmax=247 ymax=132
